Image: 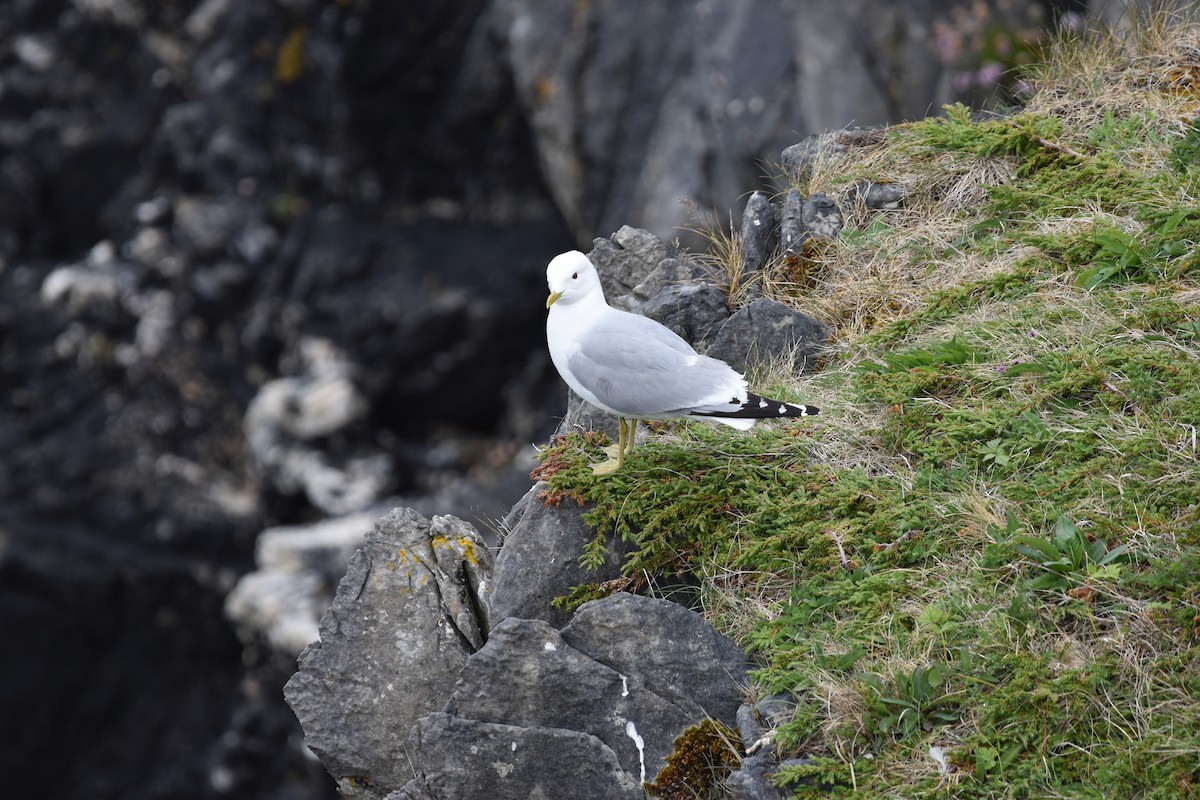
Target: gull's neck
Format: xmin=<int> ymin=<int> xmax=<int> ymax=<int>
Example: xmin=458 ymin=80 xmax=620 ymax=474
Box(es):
xmin=549 ymin=287 xmax=611 ymax=337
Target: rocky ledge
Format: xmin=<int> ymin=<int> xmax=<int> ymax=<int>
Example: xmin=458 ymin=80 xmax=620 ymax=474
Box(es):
xmin=284 ymin=214 xmax=842 ymax=798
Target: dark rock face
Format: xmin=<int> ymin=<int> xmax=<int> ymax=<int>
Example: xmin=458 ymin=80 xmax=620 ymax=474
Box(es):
xmin=458 ymin=0 xmax=1002 ymax=244
xmin=487 ymin=482 xmax=630 ymax=628
xmin=396 ymin=593 xmax=751 ymax=798
xmin=284 ymin=509 xmax=492 ymax=797
xmin=706 ymin=297 xmax=830 ymax=374
xmin=0 ymin=5 xmax=566 ymax=797
xmin=561 ymin=592 xmax=753 ymax=724
xmin=402 ymin=713 xmax=643 ymax=800
xmin=465 ymin=0 xmax=809 ymax=243
xmin=640 ymin=282 xmax=730 ymax=346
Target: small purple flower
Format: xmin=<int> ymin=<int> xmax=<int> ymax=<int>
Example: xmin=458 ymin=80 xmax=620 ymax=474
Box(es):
xmin=977 ymin=62 xmax=1004 ymax=89
xmin=1027 ymin=329 xmax=1039 ymax=338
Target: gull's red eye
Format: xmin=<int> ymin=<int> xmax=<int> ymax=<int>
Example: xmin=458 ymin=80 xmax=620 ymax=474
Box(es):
xmin=572 ymin=272 xmax=578 ymax=279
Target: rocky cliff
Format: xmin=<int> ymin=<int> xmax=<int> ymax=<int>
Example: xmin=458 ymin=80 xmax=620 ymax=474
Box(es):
xmin=0 ymin=1 xmax=1093 ymax=798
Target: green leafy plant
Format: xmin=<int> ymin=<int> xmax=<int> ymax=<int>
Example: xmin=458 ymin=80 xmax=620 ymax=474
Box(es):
xmin=859 ymin=664 xmax=960 ymax=740
xmin=978 ymin=437 xmax=1013 ymax=468
xmin=856 ymin=336 xmax=980 ymax=374
xmin=1077 ymin=209 xmax=1195 ymax=289
xmin=812 ymin=643 xmax=867 ymax=672
xmin=1012 ymin=515 xmax=1131 ymax=592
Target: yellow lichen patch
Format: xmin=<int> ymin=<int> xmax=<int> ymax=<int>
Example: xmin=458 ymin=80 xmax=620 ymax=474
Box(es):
xmin=275 ymin=26 xmax=306 ymax=84
xmin=430 ymin=534 xmax=480 ymax=565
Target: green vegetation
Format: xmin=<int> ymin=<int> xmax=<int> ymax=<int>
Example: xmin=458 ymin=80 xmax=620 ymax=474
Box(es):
xmin=644 ymin=719 xmax=742 ymax=799
xmin=537 ymin=7 xmax=1200 ymax=798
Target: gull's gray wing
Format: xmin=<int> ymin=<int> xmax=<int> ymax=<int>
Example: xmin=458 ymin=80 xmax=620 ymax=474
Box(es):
xmin=567 ymin=310 xmax=743 ymax=416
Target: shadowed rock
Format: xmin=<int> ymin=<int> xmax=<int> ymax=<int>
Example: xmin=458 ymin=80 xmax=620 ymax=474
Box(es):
xmin=396 ymin=593 xmax=751 ymax=797
xmin=640 ymin=282 xmax=730 ymax=346
xmin=740 ymin=191 xmax=777 ymax=276
xmin=562 ymin=592 xmax=753 ymax=724
xmin=705 ymin=297 xmax=829 ymax=373
xmin=399 ymin=713 xmax=643 ymax=800
xmin=487 ymin=483 xmax=630 ymax=629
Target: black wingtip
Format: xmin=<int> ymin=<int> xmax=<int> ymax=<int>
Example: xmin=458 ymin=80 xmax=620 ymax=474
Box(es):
xmin=698 ymin=392 xmax=820 ymax=420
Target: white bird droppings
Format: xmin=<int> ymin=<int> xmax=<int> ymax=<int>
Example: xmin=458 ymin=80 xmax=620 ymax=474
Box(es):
xmin=620 ymin=675 xmax=629 ymax=697
xmin=625 ymin=721 xmax=646 ymax=783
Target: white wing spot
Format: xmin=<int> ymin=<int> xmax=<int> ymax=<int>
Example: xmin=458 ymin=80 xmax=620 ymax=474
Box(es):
xmin=758 ymin=399 xmax=767 ymax=408
xmin=778 ymin=405 xmax=787 ymax=414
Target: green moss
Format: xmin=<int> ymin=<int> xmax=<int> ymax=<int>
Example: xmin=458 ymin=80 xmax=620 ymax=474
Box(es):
xmin=645 ymin=719 xmax=741 ymax=799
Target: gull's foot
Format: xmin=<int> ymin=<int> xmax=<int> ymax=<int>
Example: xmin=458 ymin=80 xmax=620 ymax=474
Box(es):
xmin=590 ymin=457 xmax=622 ymax=475
xmin=602 ymin=443 xmax=622 ymax=458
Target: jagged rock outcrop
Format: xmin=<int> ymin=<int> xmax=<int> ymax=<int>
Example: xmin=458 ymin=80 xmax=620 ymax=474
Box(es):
xmin=282 ymin=498 xmax=755 ymax=799
xmin=487 ymin=482 xmax=630 ymax=628
xmin=396 ymin=593 xmax=753 ymax=799
xmin=284 ymin=509 xmax=492 ymax=798
xmin=706 ymin=297 xmax=829 ymax=374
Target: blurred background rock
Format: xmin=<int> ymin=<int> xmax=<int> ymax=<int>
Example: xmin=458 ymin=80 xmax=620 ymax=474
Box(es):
xmin=0 ymin=0 xmax=1158 ymax=797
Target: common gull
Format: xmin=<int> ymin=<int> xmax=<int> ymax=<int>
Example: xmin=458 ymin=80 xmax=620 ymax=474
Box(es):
xmin=546 ymin=250 xmax=819 ymax=474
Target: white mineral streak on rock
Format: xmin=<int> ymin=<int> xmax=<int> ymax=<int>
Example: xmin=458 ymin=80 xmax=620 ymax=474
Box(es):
xmin=625 ymin=720 xmax=646 ymax=783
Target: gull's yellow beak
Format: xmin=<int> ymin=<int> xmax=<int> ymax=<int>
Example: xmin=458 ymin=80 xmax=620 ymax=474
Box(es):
xmin=546 ymin=291 xmax=563 ymax=309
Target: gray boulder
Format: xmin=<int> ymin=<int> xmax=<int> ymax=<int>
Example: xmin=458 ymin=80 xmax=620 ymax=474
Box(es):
xmin=403 ymin=713 xmax=643 ymax=800
xmin=587 ymin=225 xmax=677 ymax=311
xmin=739 ymin=190 xmax=777 ymax=276
xmin=400 ymin=592 xmax=751 ymax=797
xmin=284 ymin=509 xmax=493 ymax=797
xmin=801 ymin=193 xmax=843 ymax=241
xmin=851 ymin=180 xmax=908 ymax=210
xmin=781 ymin=128 xmax=885 ymax=185
xmin=562 ymin=592 xmax=752 ymax=724
xmin=447 ymin=617 xmax=699 ymax=780
xmin=640 ymin=282 xmax=730 ymax=346
xmin=705 ymin=297 xmax=828 ymax=373
xmin=487 ymin=482 xmax=630 ymax=628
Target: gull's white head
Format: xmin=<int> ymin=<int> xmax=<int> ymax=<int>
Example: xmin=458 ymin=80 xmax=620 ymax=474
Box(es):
xmin=546 ymin=250 xmax=604 ymax=309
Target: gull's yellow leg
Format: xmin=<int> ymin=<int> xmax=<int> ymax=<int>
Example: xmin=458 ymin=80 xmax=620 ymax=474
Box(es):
xmin=592 ymin=417 xmax=626 ymax=475
xmin=602 ymin=416 xmax=623 ymax=458
xmin=625 ymin=419 xmax=638 ymax=456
